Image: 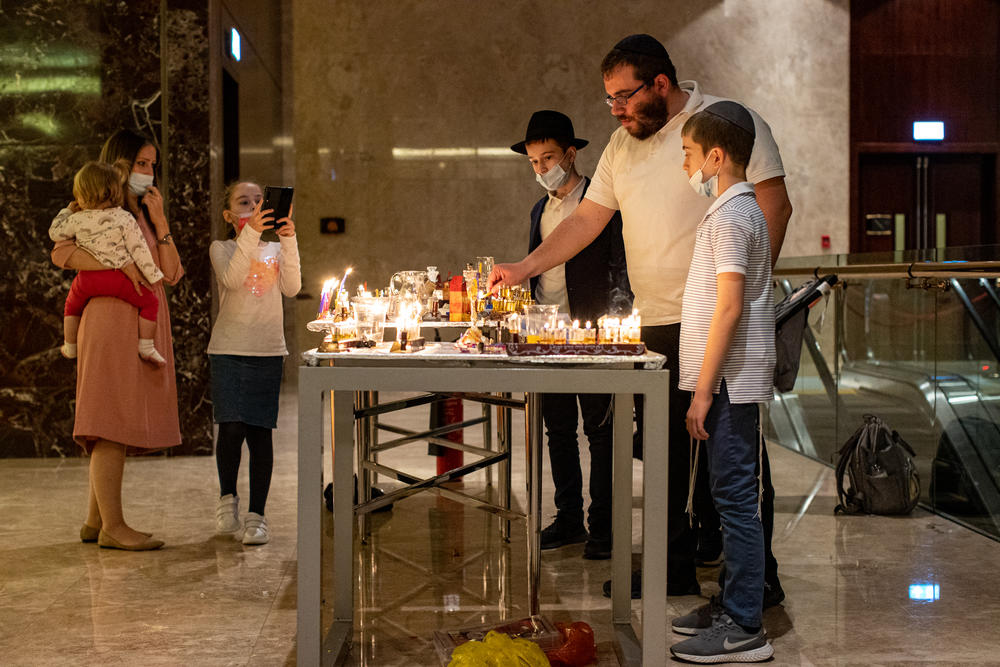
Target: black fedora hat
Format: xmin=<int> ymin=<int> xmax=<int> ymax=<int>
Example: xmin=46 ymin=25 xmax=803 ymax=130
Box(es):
xmin=511 ymin=110 xmax=589 ymax=155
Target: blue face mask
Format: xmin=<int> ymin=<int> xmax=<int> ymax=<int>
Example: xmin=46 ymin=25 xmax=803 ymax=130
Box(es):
xmin=688 ymin=152 xmax=719 ymax=198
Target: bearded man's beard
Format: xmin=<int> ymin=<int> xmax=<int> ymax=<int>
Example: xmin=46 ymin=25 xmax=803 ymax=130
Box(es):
xmin=624 ymin=94 xmax=669 ymax=140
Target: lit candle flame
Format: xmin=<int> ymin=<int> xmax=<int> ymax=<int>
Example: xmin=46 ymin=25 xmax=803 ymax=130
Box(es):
xmin=337 ymin=267 xmax=353 ymax=295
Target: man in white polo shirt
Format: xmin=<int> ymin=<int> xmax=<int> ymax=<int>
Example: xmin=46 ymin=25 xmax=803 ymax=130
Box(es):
xmin=489 ymin=34 xmax=792 ymax=599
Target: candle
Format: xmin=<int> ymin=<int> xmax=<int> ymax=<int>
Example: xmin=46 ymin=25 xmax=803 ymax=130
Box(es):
xmin=337 ymin=267 xmax=353 ymax=296
xmin=621 ymin=308 xmax=642 ymax=342
xmin=318 ymin=277 xmax=338 ymax=319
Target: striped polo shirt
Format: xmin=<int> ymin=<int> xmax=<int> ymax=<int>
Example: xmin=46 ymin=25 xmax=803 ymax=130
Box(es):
xmin=679 ymin=181 xmax=775 ymax=404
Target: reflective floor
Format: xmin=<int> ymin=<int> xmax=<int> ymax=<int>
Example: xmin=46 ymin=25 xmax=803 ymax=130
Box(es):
xmin=2 ymin=387 xmax=1000 ymax=665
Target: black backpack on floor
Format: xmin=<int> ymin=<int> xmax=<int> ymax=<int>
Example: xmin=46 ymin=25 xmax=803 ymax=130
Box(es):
xmin=834 ymin=414 xmax=920 ymax=515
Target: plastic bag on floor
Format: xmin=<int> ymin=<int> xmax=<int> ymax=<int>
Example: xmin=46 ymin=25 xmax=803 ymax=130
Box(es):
xmin=447 ymin=630 xmax=550 ymax=666
xmin=546 ymin=622 xmax=597 ymax=666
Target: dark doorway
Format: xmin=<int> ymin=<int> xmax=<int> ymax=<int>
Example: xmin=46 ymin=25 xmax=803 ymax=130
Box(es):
xmin=856 ymin=153 xmax=996 ymax=254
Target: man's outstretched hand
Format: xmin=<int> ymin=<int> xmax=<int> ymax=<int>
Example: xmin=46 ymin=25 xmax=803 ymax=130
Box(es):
xmin=486 ymin=262 xmax=530 ymax=294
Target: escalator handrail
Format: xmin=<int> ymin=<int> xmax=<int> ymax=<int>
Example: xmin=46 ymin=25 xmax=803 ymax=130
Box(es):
xmin=949 ymin=279 xmax=1000 ymax=364
xmin=775 ymin=260 xmax=1000 ymax=280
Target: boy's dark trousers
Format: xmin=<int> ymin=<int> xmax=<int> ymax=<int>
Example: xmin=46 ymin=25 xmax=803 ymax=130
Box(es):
xmin=541 ymin=392 xmax=614 ymax=540
xmin=634 ymin=324 xmax=779 ymax=592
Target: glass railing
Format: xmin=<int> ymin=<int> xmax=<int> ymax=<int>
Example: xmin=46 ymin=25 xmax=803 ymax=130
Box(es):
xmin=766 ymin=245 xmax=1000 ymax=541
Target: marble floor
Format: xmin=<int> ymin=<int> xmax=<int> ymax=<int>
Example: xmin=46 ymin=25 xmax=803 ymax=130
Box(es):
xmin=2 ymin=387 xmax=1000 ymax=666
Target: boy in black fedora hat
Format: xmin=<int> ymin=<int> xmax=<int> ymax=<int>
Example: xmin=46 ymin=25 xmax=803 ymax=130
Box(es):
xmin=512 ymin=109 xmax=631 ymax=559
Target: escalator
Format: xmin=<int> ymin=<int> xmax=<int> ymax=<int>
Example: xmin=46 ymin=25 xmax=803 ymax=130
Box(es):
xmin=766 ymin=273 xmax=1000 ymax=541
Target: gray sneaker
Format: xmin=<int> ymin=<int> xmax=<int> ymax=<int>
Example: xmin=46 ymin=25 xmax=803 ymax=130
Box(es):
xmin=672 ymin=595 xmax=724 ymax=635
xmin=670 ymin=613 xmax=773 ymax=663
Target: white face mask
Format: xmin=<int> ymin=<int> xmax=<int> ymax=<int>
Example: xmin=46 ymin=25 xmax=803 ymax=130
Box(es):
xmin=128 ymin=172 xmax=154 ymax=197
xmin=687 ymin=153 xmax=719 ymax=198
xmin=534 ymin=151 xmax=573 ymax=191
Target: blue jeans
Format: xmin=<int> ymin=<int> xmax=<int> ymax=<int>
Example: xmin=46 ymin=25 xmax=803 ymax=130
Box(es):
xmin=705 ymin=379 xmax=764 ymax=628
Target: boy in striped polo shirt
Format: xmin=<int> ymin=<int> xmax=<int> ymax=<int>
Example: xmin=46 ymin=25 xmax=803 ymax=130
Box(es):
xmin=669 ymin=101 xmax=776 ymax=664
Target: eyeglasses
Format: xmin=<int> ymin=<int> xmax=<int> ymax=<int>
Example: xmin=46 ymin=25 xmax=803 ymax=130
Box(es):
xmin=605 ymin=83 xmax=646 ymax=108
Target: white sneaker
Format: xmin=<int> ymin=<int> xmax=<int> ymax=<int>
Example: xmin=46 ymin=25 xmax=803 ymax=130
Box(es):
xmin=216 ymin=494 xmax=240 ymax=533
xmin=242 ymin=512 xmax=270 ymax=545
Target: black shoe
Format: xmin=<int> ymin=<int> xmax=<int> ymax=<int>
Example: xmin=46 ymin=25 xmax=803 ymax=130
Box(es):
xmin=717 ymin=566 xmax=786 ymax=609
xmin=669 ymin=577 xmax=702 ymax=597
xmin=540 ymin=517 xmax=588 ymax=550
xmin=695 ymin=525 xmax=723 ymax=567
xmin=602 ymin=570 xmax=642 ymax=599
xmin=602 ymin=570 xmax=701 ymax=599
xmin=763 ymin=579 xmax=785 ymax=608
xmin=323 ymin=478 xmax=393 ymax=513
xmin=582 ymin=537 xmax=612 ymax=560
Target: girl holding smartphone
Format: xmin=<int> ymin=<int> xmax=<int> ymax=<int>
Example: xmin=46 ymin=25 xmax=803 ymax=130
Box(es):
xmin=208 ymin=181 xmax=300 ymax=545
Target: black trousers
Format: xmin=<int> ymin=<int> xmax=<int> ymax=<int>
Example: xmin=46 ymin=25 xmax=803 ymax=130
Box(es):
xmin=541 ymin=392 xmax=614 ymax=540
xmin=634 ymin=324 xmax=779 ymax=586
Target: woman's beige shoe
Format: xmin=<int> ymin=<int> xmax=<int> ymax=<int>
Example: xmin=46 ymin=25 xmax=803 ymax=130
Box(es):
xmin=81 ymin=523 xmax=152 ymax=543
xmin=80 ymin=523 xmax=100 ymax=543
xmin=97 ymin=531 xmax=164 ymax=551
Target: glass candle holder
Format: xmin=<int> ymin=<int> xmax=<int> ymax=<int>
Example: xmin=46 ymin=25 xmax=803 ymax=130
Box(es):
xmin=352 ymin=296 xmax=390 ymax=343
xmin=523 ymin=304 xmax=558 ymax=343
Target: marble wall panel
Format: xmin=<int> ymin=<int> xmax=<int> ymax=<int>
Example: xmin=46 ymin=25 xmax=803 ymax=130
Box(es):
xmin=290 ymin=0 xmax=850 ymax=344
xmin=0 ymin=1 xmax=213 ymax=457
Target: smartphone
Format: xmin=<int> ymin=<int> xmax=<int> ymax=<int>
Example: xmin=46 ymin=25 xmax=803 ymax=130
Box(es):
xmin=260 ymin=186 xmax=294 ymax=242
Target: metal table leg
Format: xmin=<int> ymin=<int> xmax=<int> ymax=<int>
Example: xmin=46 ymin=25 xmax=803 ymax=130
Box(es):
xmin=641 ymin=384 xmax=670 ymax=666
xmin=524 ymin=391 xmax=543 ymax=616
xmin=356 ymin=391 xmax=372 ymax=541
xmin=611 ymin=393 xmax=634 ymax=622
xmin=612 ymin=393 xmax=642 ymax=665
xmin=498 ymin=394 xmax=513 ymax=541
xmin=332 ymin=389 xmax=356 ymax=656
xmin=483 ymin=400 xmax=493 ymax=487
xmin=296 ymin=376 xmax=324 ymax=666
xmin=369 ymin=390 xmax=379 ymax=486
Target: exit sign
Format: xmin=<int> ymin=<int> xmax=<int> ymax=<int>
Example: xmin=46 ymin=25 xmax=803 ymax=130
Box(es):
xmin=913 ymin=121 xmax=944 ymax=141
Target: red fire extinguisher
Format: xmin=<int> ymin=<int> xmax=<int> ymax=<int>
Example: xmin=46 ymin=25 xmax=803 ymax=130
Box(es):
xmin=429 ymin=396 xmax=464 ymax=478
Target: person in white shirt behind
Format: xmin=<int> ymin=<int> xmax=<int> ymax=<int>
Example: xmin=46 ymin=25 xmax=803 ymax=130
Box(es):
xmin=208 ymin=181 xmax=301 ymax=546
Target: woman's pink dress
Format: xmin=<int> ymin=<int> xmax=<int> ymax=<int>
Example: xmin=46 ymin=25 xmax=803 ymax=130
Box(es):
xmin=55 ymin=211 xmax=184 ymax=454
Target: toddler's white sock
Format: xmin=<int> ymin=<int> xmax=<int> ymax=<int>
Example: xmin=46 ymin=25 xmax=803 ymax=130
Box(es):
xmin=138 ymin=339 xmax=166 ymax=366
